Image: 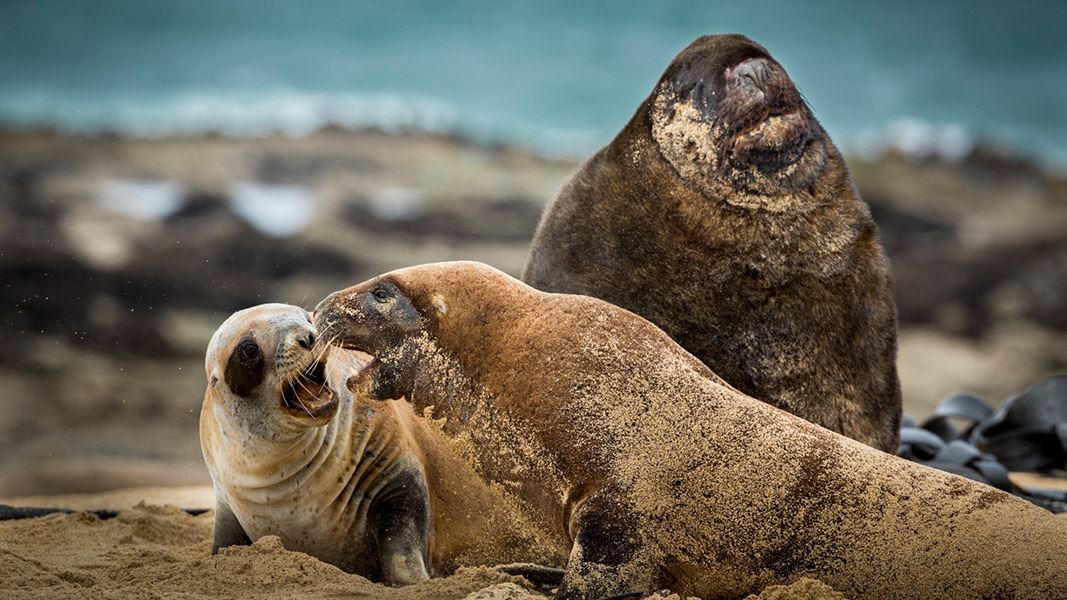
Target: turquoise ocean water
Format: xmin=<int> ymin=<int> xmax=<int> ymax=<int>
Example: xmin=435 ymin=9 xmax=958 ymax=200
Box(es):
xmin=1 ymin=0 xmax=1065 ymax=164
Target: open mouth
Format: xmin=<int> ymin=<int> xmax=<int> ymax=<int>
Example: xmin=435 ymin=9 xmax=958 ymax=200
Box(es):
xmin=730 ymin=110 xmax=816 ymax=168
xmin=339 ymin=348 xmax=378 ymax=394
xmin=281 ymin=357 xmax=337 ymax=419
xmin=335 ymin=339 xmax=376 ymax=364
xmin=722 ymin=108 xmax=828 ymax=193
xmin=327 ymin=340 xmax=381 ymax=396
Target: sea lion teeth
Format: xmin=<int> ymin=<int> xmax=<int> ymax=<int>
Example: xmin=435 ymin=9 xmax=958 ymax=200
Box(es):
xmin=280 ymin=357 xmax=337 ymax=418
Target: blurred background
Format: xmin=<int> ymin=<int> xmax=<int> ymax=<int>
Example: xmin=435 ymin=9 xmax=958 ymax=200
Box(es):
xmin=1 ymin=0 xmax=1065 ymax=497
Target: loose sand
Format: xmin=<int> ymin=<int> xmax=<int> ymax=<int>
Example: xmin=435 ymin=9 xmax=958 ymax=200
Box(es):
xmin=0 ymin=488 xmax=846 ymax=599
xmin=0 ymin=503 xmax=539 ymax=600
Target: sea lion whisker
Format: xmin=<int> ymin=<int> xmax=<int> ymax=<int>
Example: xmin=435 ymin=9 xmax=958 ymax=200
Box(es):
xmin=288 ymin=380 xmax=315 ymax=418
xmin=294 ymin=374 xmax=317 ymax=397
xmin=322 ymin=338 xmax=348 ymax=380
xmin=311 ymin=332 xmax=337 ymax=366
xmin=307 ymin=324 xmax=336 ymax=361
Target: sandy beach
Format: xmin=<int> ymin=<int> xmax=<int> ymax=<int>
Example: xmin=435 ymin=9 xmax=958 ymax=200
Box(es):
xmin=2 ymin=127 xmax=1065 ymax=599
xmin=0 ymin=488 xmax=848 ymax=599
xmin=3 ymin=3 xmax=1066 ymax=597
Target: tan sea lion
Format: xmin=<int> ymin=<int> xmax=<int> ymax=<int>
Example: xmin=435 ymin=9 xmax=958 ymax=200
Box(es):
xmin=315 ymin=261 xmax=1067 ymax=599
xmin=524 ymin=34 xmax=901 ymax=452
xmin=199 ymin=303 xmax=566 ymax=585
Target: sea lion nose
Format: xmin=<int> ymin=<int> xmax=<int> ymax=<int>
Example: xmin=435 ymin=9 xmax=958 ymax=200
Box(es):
xmin=298 ymin=332 xmax=315 ymax=350
xmin=731 ymin=58 xmax=773 ymax=96
xmin=313 ymin=293 xmax=335 ymax=315
xmin=719 ymin=57 xmax=804 ymax=126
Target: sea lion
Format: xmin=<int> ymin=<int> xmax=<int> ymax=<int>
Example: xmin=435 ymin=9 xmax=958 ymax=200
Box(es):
xmin=315 ymin=261 xmax=1067 ymax=599
xmin=524 ymin=34 xmax=901 ymax=452
xmin=199 ymin=303 xmax=566 ymax=585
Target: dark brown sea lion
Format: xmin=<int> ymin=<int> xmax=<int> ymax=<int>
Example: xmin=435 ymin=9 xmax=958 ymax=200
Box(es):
xmin=315 ymin=261 xmax=1067 ymax=600
xmin=524 ymin=34 xmax=901 ymax=452
xmin=200 ymin=303 xmax=566 ymax=585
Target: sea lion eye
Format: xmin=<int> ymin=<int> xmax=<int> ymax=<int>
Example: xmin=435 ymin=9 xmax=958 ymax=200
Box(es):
xmin=225 ymin=337 xmax=266 ymax=397
xmin=372 ymin=286 xmax=390 ymax=303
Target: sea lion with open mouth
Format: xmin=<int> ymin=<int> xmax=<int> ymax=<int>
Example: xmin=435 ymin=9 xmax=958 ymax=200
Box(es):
xmin=315 ymin=261 xmax=1067 ymax=599
xmin=524 ymin=34 xmax=901 ymax=452
xmin=200 ymin=303 xmax=566 ymax=585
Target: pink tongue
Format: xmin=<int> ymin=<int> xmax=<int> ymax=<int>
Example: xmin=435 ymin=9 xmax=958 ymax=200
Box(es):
xmin=296 ymin=383 xmax=325 ymax=407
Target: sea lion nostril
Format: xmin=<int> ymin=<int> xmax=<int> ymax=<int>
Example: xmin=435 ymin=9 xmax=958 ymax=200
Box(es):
xmin=298 ymin=333 xmax=313 ymax=350
xmin=731 ymin=58 xmax=772 ymax=92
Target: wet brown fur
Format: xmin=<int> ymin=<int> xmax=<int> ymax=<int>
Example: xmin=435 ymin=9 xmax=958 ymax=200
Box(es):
xmin=316 ymin=262 xmax=1067 ymax=599
xmin=524 ymin=34 xmax=901 ymax=452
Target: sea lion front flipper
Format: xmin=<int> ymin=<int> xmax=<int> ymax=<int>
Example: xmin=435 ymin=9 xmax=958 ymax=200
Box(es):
xmin=371 ymin=469 xmax=432 ymax=586
xmin=211 ymin=499 xmax=251 ymax=554
xmin=556 ymin=491 xmax=651 ymax=600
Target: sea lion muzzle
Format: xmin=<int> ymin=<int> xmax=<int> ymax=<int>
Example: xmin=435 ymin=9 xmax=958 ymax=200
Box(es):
xmin=721 ymin=58 xmax=819 ymax=175
xmin=653 ymin=37 xmax=828 ymax=194
xmin=279 ymin=356 xmax=337 ymax=419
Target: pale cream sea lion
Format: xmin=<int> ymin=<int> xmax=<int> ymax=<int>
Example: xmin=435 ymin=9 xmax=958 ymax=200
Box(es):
xmin=524 ymin=34 xmax=901 ymax=452
xmin=200 ymin=303 xmax=566 ymax=585
xmin=315 ymin=261 xmax=1067 ymax=599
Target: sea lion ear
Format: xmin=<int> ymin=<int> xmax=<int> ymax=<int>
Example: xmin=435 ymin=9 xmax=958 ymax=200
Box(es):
xmin=224 ymin=337 xmax=266 ymax=397
xmin=431 ymin=293 xmax=448 ymax=316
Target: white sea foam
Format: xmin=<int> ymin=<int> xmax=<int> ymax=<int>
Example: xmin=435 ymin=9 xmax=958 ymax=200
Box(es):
xmin=854 ymin=118 xmax=976 ymax=162
xmin=229 ymin=182 xmax=314 ymax=237
xmin=368 ymin=187 xmax=425 ymax=221
xmin=0 ymin=88 xmax=603 ymax=158
xmin=110 ymin=91 xmax=462 ymax=138
xmin=98 ymin=178 xmax=185 ymax=219
xmin=96 ymin=178 xmax=315 ymax=237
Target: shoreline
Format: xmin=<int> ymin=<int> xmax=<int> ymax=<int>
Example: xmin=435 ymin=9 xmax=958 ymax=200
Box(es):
xmin=2 ymin=122 xmax=1062 ymax=175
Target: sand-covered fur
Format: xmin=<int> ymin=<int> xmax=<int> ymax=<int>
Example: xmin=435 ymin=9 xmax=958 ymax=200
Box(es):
xmin=317 ymin=261 xmax=1067 ymax=599
xmin=524 ymin=34 xmax=901 ymax=452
